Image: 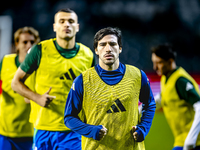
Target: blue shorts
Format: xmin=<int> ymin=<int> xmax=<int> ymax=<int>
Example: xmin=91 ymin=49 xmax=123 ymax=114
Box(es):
xmin=33 ymin=129 xmax=81 ymax=150
xmin=173 ymin=146 xmax=200 ymax=150
xmin=0 ymin=134 xmax=33 ymax=150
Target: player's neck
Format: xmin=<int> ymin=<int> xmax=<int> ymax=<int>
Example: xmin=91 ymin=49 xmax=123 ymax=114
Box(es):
xmin=99 ymin=60 xmax=120 ymax=71
xmin=56 ymin=37 xmax=75 ymax=49
xmin=18 ymin=53 xmax=26 ymax=63
xmin=165 ymin=62 xmax=177 ymax=77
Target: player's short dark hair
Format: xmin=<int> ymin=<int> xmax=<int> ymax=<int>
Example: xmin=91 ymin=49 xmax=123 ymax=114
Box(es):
xmin=54 ymin=8 xmax=78 ymax=22
xmin=151 ymin=43 xmax=177 ymax=60
xmin=93 ymin=27 xmax=122 ymax=50
xmin=57 ymin=8 xmax=75 ymax=14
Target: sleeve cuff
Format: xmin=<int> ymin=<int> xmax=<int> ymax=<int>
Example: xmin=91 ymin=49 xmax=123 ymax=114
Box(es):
xmin=94 ymin=125 xmax=103 ymax=140
xmin=135 ymin=126 xmax=145 ymax=142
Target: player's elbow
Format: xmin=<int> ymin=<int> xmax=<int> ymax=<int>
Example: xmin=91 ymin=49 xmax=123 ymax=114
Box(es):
xmin=12 ymin=68 xmax=25 ymax=91
xmin=64 ymin=115 xmax=72 ymax=128
xmin=11 ymin=76 xmax=20 ymax=92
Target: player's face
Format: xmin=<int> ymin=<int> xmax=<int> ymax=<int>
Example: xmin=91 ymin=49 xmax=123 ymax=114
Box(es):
xmin=16 ymin=33 xmax=36 ymax=55
xmin=53 ymin=12 xmax=79 ymax=41
xmin=151 ymin=53 xmax=171 ymax=76
xmin=95 ymin=34 xmax=122 ymax=70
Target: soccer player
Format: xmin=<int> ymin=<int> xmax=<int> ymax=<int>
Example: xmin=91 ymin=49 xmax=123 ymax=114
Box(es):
xmin=0 ymin=26 xmax=40 ymax=150
xmin=64 ymin=27 xmax=156 ymax=150
xmin=11 ymin=8 xmax=95 ymax=150
xmin=151 ymin=44 xmax=200 ymax=150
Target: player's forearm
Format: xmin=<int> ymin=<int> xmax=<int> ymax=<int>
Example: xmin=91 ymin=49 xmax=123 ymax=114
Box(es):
xmin=64 ymin=98 xmax=102 ymax=140
xmin=64 ymin=86 xmax=102 ymax=140
xmin=137 ymin=89 xmax=156 ymax=142
xmin=64 ymin=115 xmax=102 ymax=140
xmin=11 ymin=76 xmax=40 ymax=103
xmin=12 ymin=67 xmax=41 ymax=103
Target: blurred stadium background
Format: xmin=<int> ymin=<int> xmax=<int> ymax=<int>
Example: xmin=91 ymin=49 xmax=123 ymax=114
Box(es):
xmin=1 ymin=0 xmax=200 ymax=149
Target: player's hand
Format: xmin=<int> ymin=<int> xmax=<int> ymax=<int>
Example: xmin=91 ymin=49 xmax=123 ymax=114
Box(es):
xmin=36 ymin=87 xmax=56 ymax=107
xmin=99 ymin=125 xmax=107 ymax=140
xmin=132 ymin=126 xmax=138 ymax=141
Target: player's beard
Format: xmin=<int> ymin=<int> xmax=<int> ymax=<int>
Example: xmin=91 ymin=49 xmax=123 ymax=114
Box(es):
xmin=101 ymin=55 xmax=119 ymax=67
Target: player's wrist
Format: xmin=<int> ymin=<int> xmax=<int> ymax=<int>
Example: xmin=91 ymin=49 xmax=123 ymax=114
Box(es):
xmin=95 ymin=125 xmax=104 ymax=140
xmin=135 ymin=126 xmax=145 ymax=142
xmin=31 ymin=92 xmax=42 ymax=103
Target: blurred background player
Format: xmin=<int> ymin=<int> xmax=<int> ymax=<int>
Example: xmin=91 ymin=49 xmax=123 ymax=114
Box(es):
xmin=0 ymin=26 xmax=40 ymax=150
xmin=151 ymin=44 xmax=200 ymax=150
xmin=64 ymin=27 xmax=156 ymax=150
xmin=11 ymin=8 xmax=95 ymax=150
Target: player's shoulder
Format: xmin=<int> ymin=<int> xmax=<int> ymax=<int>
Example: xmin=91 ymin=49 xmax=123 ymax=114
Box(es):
xmin=27 ymin=43 xmax=41 ymax=55
xmin=81 ymin=66 xmax=96 ymax=78
xmin=176 ymin=76 xmax=192 ymax=88
xmin=77 ymin=43 xmax=94 ymax=61
xmin=126 ymin=64 xmax=148 ymax=82
xmin=28 ymin=38 xmax=55 ymax=54
xmin=1 ymin=54 xmax=16 ymax=69
xmin=3 ymin=53 xmax=16 ymax=59
xmin=125 ymin=64 xmax=139 ymax=70
xmin=72 ymin=73 xmax=83 ymax=90
xmin=35 ymin=38 xmax=54 ymax=50
xmin=125 ymin=64 xmax=143 ymax=75
xmin=83 ymin=66 xmax=95 ymax=73
xmin=174 ymin=67 xmax=190 ymax=78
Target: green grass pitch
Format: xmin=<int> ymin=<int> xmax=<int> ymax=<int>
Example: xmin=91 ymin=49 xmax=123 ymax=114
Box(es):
xmin=145 ymin=111 xmax=174 ymax=150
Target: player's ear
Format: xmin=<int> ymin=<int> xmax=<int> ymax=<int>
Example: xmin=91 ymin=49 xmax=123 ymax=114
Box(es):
xmin=76 ymin=23 xmax=79 ymax=32
xmin=53 ymin=23 xmax=56 ymax=32
xmin=168 ymin=58 xmax=174 ymax=65
xmin=119 ymin=47 xmax=122 ymax=53
xmin=15 ymin=41 xmax=19 ymax=53
xmin=95 ymin=49 xmax=99 ymax=55
xmin=15 ymin=41 xmax=18 ymax=47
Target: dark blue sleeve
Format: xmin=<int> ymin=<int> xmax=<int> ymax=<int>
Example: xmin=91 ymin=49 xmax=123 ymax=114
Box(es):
xmin=136 ymin=70 xmax=156 ymax=142
xmin=64 ymin=74 xmax=103 ymax=140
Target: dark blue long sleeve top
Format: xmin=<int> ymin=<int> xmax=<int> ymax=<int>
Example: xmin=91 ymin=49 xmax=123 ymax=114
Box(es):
xmin=64 ymin=63 xmax=156 ymax=142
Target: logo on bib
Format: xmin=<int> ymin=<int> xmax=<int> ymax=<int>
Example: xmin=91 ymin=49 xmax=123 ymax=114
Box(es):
xmin=60 ymin=68 xmax=76 ymax=80
xmin=107 ymin=99 xmax=126 ymax=113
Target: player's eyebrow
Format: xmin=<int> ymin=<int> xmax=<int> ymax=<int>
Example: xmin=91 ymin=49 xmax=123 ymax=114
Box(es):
xmin=99 ymin=41 xmax=117 ymax=45
xmin=109 ymin=41 xmax=117 ymax=45
xmin=57 ymin=16 xmax=76 ymax=24
xmin=99 ymin=42 xmax=106 ymax=45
